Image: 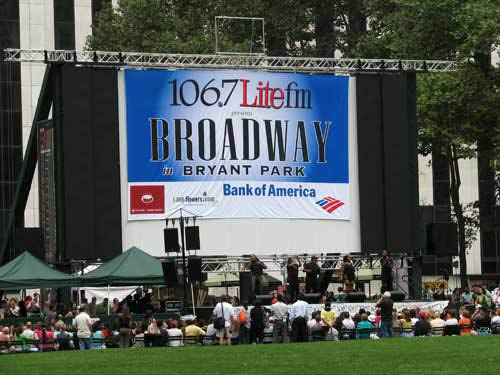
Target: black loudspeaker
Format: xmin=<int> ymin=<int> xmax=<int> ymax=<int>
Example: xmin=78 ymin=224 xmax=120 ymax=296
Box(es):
xmin=164 ymin=228 xmax=180 ymax=252
xmin=390 ymin=291 xmax=405 ymax=302
xmin=303 ymin=293 xmax=322 ymax=304
xmin=254 ymin=294 xmax=273 ymax=305
xmin=239 ymin=272 xmax=252 ymax=303
xmin=347 ymin=292 xmax=366 ymax=302
xmin=162 ymin=259 xmax=178 ymax=287
xmin=188 ymin=256 xmax=203 ymax=282
xmin=14 ymin=228 xmax=44 ymax=259
xmin=318 ymin=270 xmax=334 ymax=294
xmin=185 ymin=226 xmax=200 ymax=250
xmin=427 ymin=223 xmax=458 ymax=256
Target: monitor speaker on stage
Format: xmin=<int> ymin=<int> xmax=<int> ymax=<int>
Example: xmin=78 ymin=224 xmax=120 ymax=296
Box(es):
xmin=303 ymin=293 xmax=322 ymax=304
xmin=162 ymin=259 xmax=178 ymax=287
xmin=255 ymin=294 xmax=273 ymax=305
xmin=347 ymin=292 xmax=366 ymax=303
xmin=164 ymin=228 xmax=180 ymax=252
xmin=390 ymin=291 xmax=405 ymax=302
xmin=188 ymin=256 xmax=204 ymax=282
xmin=185 ymin=226 xmax=200 ymax=250
xmin=239 ymin=272 xmax=252 ymax=303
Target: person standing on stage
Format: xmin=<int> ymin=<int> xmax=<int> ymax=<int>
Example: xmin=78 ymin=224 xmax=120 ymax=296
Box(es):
xmin=381 ymin=250 xmax=394 ymax=292
xmin=247 ymin=255 xmax=267 ymax=298
xmin=340 ymin=255 xmax=355 ymax=292
xmin=286 ymin=256 xmax=302 ymax=303
xmin=303 ymin=256 xmax=320 ymax=293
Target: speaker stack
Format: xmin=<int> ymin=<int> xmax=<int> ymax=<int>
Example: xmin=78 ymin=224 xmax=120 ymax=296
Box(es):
xmin=239 ymin=272 xmax=252 ymax=303
xmin=162 ymin=259 xmax=178 ymax=287
xmin=164 ymin=228 xmax=180 ymax=252
xmin=187 ymin=256 xmax=205 ymax=282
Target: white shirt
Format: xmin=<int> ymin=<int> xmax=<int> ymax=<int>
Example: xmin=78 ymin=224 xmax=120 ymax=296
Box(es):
xmin=491 ymin=316 xmax=500 ymax=324
xmin=206 ymin=324 xmax=216 ymax=336
xmin=289 ymin=300 xmax=309 ymax=321
xmin=213 ymin=302 xmax=234 ymax=328
xmin=74 ymin=312 xmax=92 ymax=338
xmin=430 ymin=318 xmax=445 ymax=328
xmin=167 ymin=328 xmax=183 ymax=347
xmin=271 ymin=302 xmax=289 ymax=321
xmin=342 ymin=318 xmax=355 ymax=330
xmin=444 ymin=318 xmax=458 ymax=326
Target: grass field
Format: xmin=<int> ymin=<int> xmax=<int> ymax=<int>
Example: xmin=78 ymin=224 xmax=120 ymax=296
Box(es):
xmin=3 ymin=336 xmax=500 ymax=375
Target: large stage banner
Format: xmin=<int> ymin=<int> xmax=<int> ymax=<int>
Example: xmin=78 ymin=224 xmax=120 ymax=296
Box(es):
xmin=125 ymin=69 xmax=349 ymax=220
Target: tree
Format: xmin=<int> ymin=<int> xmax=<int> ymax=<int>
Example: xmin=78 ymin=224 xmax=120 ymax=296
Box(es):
xmin=354 ymin=0 xmax=500 ymax=287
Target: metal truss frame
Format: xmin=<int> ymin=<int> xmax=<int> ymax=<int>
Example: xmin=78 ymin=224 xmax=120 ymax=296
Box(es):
xmin=196 ymin=253 xmax=412 ymax=274
xmin=2 ymin=49 xmax=457 ymax=73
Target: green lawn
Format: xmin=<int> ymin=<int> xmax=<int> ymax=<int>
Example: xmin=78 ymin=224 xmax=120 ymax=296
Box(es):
xmin=3 ymin=336 xmax=500 ymax=375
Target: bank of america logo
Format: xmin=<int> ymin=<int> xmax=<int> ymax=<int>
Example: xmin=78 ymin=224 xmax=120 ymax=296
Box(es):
xmin=316 ymin=196 xmax=344 ymax=214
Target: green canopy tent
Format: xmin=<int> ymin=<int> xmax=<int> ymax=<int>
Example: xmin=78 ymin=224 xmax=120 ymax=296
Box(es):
xmin=0 ymin=251 xmax=78 ymax=289
xmin=79 ymin=247 xmax=165 ymax=287
xmin=79 ymin=247 xmax=166 ymax=315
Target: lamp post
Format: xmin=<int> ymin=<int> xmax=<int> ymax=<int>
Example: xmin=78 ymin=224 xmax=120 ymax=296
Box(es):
xmin=166 ymin=208 xmax=199 ymax=312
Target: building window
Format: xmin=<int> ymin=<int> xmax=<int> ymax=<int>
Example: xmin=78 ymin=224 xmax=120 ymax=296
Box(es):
xmin=54 ymin=0 xmax=75 ymax=50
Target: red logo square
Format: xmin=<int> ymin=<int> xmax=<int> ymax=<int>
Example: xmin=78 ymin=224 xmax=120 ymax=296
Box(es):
xmin=130 ymin=185 xmax=165 ymax=215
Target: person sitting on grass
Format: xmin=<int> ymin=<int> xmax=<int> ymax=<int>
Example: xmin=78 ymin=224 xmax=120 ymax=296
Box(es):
xmin=57 ymin=324 xmax=73 ymax=350
xmin=183 ymin=319 xmax=206 ymax=345
xmin=13 ymin=324 xmax=36 ymax=352
xmin=308 ymin=311 xmax=324 ymax=338
xmin=430 ymin=311 xmax=445 ymax=335
xmin=472 ymin=306 xmax=491 ymax=331
xmin=356 ymin=313 xmax=373 ymax=339
xmin=167 ymin=320 xmax=183 ymax=347
xmin=459 ymin=310 xmax=472 ymax=335
xmin=414 ymin=311 xmax=432 ymax=337
xmin=443 ymin=310 xmax=460 ymax=336
xmin=91 ymin=321 xmax=105 ymax=349
xmin=399 ymin=309 xmax=414 ymax=338
xmin=35 ymin=323 xmax=55 ymax=351
xmin=0 ymin=326 xmax=12 ymax=353
xmin=132 ymin=327 xmax=144 ymax=348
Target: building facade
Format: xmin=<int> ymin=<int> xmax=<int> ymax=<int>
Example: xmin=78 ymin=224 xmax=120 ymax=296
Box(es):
xmin=0 ymin=1 xmax=498 ymax=285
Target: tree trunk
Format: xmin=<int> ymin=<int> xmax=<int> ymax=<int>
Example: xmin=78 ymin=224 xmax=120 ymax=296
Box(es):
xmin=448 ymin=145 xmax=467 ymax=288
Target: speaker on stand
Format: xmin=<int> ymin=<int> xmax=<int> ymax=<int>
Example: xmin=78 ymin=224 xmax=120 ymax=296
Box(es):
xmin=162 ymin=259 xmax=178 ymax=287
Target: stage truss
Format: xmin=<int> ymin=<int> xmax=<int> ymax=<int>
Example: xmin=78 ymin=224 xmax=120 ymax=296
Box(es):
xmin=2 ymin=49 xmax=457 ymax=73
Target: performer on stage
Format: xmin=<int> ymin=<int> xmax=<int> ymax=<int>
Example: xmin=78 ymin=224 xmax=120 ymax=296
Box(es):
xmin=340 ymin=255 xmax=355 ymax=293
xmin=247 ymin=255 xmax=267 ymax=298
xmin=303 ymin=256 xmax=320 ymax=293
xmin=381 ymin=250 xmax=394 ymax=292
xmin=286 ymin=256 xmax=302 ymax=303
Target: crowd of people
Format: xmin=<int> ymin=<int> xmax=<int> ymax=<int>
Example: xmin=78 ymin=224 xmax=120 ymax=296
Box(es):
xmin=1 ymin=287 xmax=500 ymax=354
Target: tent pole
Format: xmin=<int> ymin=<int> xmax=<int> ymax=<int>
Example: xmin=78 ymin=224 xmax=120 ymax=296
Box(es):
xmin=107 ymin=284 xmax=110 ymax=315
xmin=190 ymin=282 xmax=196 ymax=316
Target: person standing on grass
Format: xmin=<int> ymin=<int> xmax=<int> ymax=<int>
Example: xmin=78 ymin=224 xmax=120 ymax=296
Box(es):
xmin=290 ymin=293 xmax=309 ymax=342
xmin=376 ymin=292 xmax=394 ymax=338
xmin=213 ymin=295 xmax=234 ymax=346
xmin=250 ymin=300 xmax=265 ymax=344
xmin=118 ymin=307 xmax=132 ymax=349
xmin=271 ymin=294 xmax=289 ymax=343
xmin=73 ymin=305 xmax=93 ymax=350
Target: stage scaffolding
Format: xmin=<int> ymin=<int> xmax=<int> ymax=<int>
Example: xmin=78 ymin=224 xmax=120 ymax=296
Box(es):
xmin=3 ymin=49 xmax=456 ymax=73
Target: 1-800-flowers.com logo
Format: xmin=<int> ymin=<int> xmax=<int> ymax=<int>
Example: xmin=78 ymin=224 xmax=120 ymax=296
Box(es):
xmin=130 ymin=185 xmax=165 ymax=214
xmin=173 ymin=192 xmax=216 ymax=205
